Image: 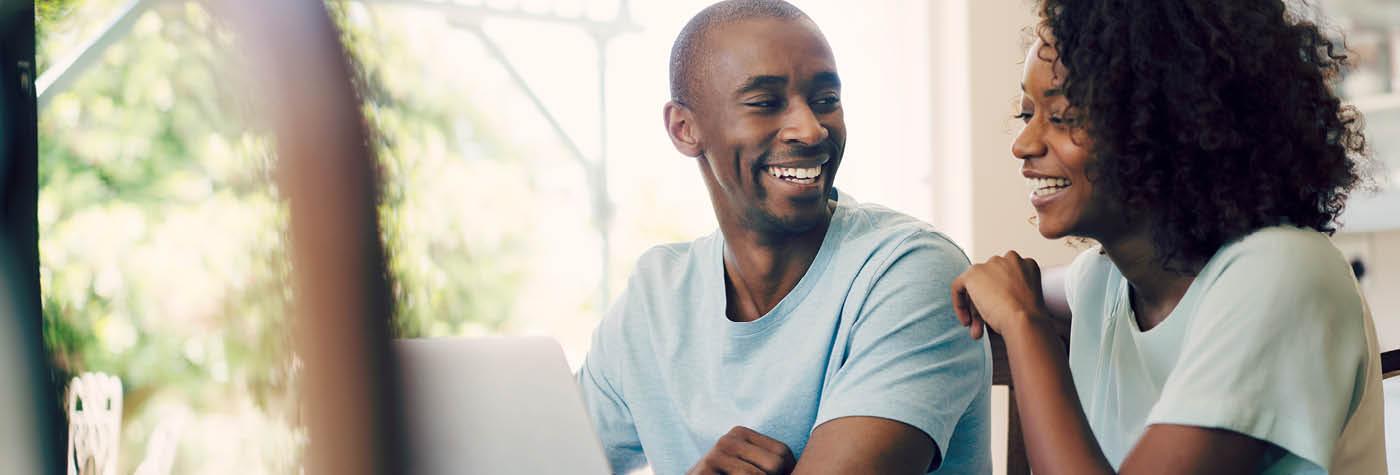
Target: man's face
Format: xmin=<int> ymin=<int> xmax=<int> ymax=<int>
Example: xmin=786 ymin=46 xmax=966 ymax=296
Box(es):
xmin=686 ymin=18 xmax=845 ymax=235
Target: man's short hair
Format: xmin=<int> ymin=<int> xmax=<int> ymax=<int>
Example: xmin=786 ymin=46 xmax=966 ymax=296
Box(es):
xmin=668 ymin=0 xmax=812 ymax=105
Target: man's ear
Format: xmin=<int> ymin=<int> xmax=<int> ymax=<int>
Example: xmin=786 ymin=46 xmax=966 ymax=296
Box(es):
xmin=663 ymin=101 xmax=703 ymax=158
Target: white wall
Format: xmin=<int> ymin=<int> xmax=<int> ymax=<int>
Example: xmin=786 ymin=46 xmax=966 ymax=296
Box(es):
xmin=1333 ymin=230 xmax=1400 ymax=352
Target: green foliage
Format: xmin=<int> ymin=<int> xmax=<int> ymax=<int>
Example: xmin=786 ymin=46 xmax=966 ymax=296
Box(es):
xmin=37 ymin=0 xmax=530 ymax=472
xmin=36 ymin=0 xmax=79 ymax=53
xmin=39 ymin=3 xmax=298 ymax=471
xmin=329 ymin=0 xmax=529 ymax=337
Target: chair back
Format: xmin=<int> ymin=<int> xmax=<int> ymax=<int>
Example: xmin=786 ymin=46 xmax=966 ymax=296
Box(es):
xmin=65 ymin=372 xmax=122 ymax=475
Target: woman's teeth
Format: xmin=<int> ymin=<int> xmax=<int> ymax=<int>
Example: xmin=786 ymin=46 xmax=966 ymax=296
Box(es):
xmin=1027 ymin=177 xmax=1071 ymax=197
xmin=767 ymin=166 xmax=822 ymax=184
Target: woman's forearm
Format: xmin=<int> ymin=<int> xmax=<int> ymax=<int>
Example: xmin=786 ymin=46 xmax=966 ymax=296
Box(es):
xmin=1003 ymin=314 xmax=1113 ymax=475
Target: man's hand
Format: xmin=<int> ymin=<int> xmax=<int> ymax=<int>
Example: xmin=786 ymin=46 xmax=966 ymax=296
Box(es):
xmin=687 ymin=426 xmax=796 ymax=475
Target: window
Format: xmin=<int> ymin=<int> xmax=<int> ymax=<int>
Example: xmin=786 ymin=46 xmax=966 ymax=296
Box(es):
xmin=38 ymin=0 xmax=937 ymax=472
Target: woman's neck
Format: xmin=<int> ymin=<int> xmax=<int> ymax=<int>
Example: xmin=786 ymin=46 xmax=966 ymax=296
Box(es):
xmin=1098 ymin=229 xmax=1201 ymax=331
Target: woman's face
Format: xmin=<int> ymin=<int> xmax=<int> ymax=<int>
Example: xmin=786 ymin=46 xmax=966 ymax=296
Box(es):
xmin=1012 ymin=38 xmax=1116 ymax=240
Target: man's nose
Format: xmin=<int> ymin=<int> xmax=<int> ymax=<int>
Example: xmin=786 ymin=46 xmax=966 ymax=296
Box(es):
xmin=779 ymin=101 xmax=828 ymax=146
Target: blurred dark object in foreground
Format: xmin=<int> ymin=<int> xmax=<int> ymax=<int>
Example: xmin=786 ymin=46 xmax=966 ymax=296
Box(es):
xmin=0 ymin=0 xmax=62 ymax=473
xmin=213 ymin=0 xmax=405 ymax=473
xmin=5 ymin=0 xmax=407 ymax=472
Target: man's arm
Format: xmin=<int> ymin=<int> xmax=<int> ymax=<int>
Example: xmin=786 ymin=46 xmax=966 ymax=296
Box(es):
xmin=576 ymin=283 xmax=648 ymax=474
xmin=796 ymin=232 xmax=988 ymax=474
xmin=795 ymin=417 xmax=935 ymax=475
xmin=577 ymin=351 xmax=647 ymax=473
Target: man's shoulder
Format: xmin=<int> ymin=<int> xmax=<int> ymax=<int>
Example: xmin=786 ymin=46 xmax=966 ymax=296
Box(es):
xmin=595 ymin=235 xmax=716 ymax=342
xmin=837 ymin=200 xmax=968 ymax=271
xmin=614 ymin=232 xmax=720 ymax=312
xmin=630 ymin=233 xmax=715 ymax=281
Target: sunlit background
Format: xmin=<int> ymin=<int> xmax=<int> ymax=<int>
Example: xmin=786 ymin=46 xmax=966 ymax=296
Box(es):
xmin=33 ymin=0 xmax=1400 ymax=473
xmin=36 ymin=0 xmax=937 ymax=472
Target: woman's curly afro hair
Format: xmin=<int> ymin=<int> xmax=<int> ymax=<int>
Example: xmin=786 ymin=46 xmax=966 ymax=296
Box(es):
xmin=1036 ymin=0 xmax=1370 ymax=267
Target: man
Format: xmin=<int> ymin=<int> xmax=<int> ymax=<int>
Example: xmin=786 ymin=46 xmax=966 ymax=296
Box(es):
xmin=576 ymin=1 xmax=990 ymax=473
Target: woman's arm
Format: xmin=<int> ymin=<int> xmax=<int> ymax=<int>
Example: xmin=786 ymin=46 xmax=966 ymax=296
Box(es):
xmin=1000 ymin=314 xmax=1110 ymax=474
xmin=1002 ymin=313 xmax=1270 ymax=475
xmin=954 ymin=252 xmax=1272 ymax=475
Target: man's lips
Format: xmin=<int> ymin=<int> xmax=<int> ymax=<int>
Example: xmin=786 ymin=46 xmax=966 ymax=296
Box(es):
xmin=764 ymin=163 xmax=824 ymax=185
xmin=755 ymin=143 xmax=837 ymax=188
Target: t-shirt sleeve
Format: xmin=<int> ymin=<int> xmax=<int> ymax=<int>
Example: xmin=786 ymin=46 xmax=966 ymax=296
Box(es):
xmin=813 ymin=231 xmax=990 ymax=467
xmin=1146 ymin=231 xmax=1368 ymax=471
xmin=576 ymin=285 xmax=647 ymax=474
xmin=1064 ymin=245 xmax=1103 ymax=311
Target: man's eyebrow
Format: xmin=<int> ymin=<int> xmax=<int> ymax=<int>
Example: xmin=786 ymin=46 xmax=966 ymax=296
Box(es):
xmin=735 ymin=75 xmax=788 ymax=96
xmin=810 ymin=71 xmax=841 ymax=89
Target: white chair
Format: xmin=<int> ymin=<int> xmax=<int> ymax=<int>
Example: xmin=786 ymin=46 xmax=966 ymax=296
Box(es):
xmin=66 ymin=372 xmax=122 ymax=475
xmin=132 ymin=413 xmax=183 ymax=475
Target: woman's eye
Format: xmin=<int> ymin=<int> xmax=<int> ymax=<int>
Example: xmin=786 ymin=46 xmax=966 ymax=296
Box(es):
xmin=1013 ymin=112 xmax=1033 ymax=123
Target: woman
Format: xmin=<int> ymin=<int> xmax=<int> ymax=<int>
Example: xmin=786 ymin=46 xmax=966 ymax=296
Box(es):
xmin=952 ymin=0 xmax=1386 ymax=473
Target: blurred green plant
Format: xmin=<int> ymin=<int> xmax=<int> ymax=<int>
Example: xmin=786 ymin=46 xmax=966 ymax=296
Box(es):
xmin=37 ymin=0 xmax=529 ymax=472
xmin=35 ymin=0 xmax=78 ymax=58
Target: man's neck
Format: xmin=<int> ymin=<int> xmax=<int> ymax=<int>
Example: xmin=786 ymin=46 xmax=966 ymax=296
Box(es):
xmin=720 ymin=201 xmax=836 ymax=323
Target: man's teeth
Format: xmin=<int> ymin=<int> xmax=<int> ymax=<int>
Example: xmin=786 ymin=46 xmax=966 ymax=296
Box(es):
xmin=766 ymin=166 xmax=822 ymax=181
xmin=1027 ymin=177 xmax=1071 ymax=197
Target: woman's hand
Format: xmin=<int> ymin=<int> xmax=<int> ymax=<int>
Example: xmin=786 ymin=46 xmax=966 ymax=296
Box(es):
xmin=951 ymin=251 xmax=1048 ymax=339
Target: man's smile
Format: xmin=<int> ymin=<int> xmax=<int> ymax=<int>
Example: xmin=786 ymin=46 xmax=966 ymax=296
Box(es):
xmin=764 ymin=164 xmax=822 ymax=184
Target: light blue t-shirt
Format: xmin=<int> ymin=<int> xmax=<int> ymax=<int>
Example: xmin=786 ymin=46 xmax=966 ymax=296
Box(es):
xmin=576 ymin=192 xmax=991 ymax=475
xmin=1066 ymin=226 xmax=1387 ymax=473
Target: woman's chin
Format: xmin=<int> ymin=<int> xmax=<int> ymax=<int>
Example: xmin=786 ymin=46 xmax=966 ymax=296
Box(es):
xmin=1036 ymin=219 xmax=1073 ymax=240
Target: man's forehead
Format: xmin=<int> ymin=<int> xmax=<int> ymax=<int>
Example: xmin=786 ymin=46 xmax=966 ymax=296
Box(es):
xmin=703 ymin=18 xmax=836 ymax=84
xmin=709 ymin=17 xmax=829 ymax=55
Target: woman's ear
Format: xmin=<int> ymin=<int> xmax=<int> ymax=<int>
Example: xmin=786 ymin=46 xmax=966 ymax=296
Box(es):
xmin=663 ymin=101 xmax=702 ymax=158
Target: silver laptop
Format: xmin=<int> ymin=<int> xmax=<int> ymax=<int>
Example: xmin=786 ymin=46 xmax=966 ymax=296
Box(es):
xmin=395 ymin=337 xmax=612 ymax=475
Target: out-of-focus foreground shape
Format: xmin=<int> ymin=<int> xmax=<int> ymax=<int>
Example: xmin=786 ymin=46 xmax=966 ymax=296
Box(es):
xmin=211 ymin=0 xmax=405 ymax=473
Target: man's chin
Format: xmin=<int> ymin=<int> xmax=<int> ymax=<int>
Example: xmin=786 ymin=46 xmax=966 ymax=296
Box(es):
xmin=758 ymin=208 xmax=830 ymax=235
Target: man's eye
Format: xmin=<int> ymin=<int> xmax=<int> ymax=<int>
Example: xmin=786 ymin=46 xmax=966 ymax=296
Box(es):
xmin=745 ymin=100 xmax=781 ymax=109
xmin=810 ymin=96 xmax=840 ymax=113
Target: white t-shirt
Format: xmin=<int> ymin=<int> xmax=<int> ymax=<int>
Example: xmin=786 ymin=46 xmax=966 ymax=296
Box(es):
xmin=1065 ymin=226 xmax=1386 ymax=473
